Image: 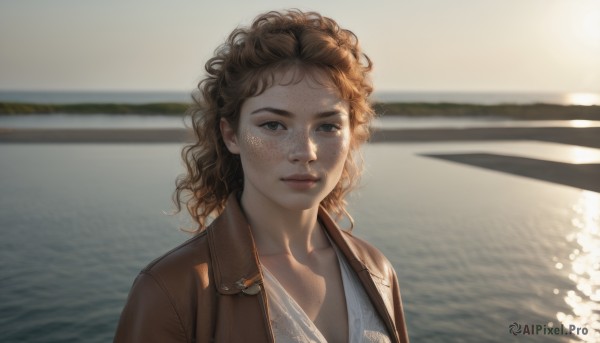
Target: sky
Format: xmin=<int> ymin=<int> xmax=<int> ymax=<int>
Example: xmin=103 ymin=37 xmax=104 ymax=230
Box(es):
xmin=1 ymin=0 xmax=599 ymax=93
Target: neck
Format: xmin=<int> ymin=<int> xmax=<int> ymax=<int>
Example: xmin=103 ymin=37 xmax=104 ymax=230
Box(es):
xmin=239 ymin=191 xmax=330 ymax=258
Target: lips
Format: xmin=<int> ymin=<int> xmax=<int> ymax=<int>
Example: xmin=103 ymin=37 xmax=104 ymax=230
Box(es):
xmin=281 ymin=174 xmax=320 ymax=182
xmin=281 ymin=174 xmax=320 ymax=190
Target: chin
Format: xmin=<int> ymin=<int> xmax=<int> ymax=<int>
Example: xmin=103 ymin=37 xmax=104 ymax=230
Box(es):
xmin=273 ymin=193 xmax=325 ymax=212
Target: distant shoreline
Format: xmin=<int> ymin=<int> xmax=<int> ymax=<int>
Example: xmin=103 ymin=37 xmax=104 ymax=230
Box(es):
xmin=0 ymin=102 xmax=189 ymax=116
xmin=1 ymin=102 xmax=600 ymax=120
xmin=373 ymin=103 xmax=600 ymax=120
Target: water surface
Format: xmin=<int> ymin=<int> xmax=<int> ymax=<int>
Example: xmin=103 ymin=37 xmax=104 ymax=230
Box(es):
xmin=0 ymin=142 xmax=598 ymax=342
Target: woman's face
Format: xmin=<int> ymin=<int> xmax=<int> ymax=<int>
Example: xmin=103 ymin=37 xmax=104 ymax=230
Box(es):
xmin=221 ymin=70 xmax=351 ymax=212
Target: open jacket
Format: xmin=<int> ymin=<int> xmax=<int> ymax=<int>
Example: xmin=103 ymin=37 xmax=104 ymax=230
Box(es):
xmin=114 ymin=194 xmax=410 ymax=342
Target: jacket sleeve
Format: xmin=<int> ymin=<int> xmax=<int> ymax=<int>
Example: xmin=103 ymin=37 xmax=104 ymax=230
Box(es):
xmin=390 ymin=268 xmax=410 ymax=343
xmin=114 ymin=272 xmax=188 ymax=343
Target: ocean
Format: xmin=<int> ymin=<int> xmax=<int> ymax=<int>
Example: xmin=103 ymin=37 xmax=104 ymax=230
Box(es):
xmin=1 ymin=141 xmax=599 ymax=342
xmin=0 ymin=91 xmax=599 ymax=342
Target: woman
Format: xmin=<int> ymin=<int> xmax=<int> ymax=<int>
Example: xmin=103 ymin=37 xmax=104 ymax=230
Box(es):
xmin=115 ymin=9 xmax=409 ymax=343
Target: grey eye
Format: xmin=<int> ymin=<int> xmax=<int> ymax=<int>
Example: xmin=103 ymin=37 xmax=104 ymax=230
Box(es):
xmin=261 ymin=122 xmax=285 ymax=130
xmin=318 ymin=124 xmax=340 ymax=132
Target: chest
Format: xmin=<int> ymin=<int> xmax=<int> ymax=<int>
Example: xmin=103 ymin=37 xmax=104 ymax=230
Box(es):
xmin=260 ymin=248 xmax=349 ymax=342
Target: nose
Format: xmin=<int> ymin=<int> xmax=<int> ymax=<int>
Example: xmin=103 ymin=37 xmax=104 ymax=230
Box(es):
xmin=287 ymin=130 xmax=317 ymax=164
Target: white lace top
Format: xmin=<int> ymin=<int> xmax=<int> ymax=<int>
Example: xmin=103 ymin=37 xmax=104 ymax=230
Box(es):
xmin=261 ymin=235 xmax=391 ymax=343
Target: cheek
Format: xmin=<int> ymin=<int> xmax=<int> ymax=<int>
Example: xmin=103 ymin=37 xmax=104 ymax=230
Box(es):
xmin=319 ymin=133 xmax=351 ymax=168
xmin=238 ymin=128 xmax=281 ymax=164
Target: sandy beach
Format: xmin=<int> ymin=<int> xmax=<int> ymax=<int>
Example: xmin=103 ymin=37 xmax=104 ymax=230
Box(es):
xmin=1 ymin=126 xmax=599 ymax=192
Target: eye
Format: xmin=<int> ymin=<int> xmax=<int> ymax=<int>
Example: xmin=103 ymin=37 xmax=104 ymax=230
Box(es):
xmin=317 ymin=123 xmax=341 ymax=132
xmin=260 ymin=121 xmax=286 ymax=131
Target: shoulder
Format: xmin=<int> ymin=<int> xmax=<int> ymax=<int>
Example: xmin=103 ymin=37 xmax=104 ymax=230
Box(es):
xmin=140 ymin=230 xmax=212 ymax=289
xmin=115 ymin=230 xmax=216 ymax=342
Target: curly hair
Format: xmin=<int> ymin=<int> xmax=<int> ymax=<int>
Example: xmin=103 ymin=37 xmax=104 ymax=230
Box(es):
xmin=173 ymin=9 xmax=375 ymax=232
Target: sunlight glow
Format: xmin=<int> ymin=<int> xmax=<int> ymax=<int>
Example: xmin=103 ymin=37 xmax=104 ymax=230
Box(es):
xmin=557 ymin=191 xmax=600 ymax=342
xmin=578 ymin=11 xmax=600 ymax=47
xmin=569 ymin=120 xmax=594 ymax=128
xmin=567 ymin=145 xmax=600 ymax=164
xmin=566 ymin=93 xmax=600 ymax=106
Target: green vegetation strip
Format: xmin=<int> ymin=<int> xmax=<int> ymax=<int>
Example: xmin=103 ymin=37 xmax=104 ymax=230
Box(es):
xmin=373 ymin=103 xmax=600 ymax=120
xmin=0 ymin=102 xmax=189 ymax=115
xmin=1 ymin=101 xmax=599 ymax=120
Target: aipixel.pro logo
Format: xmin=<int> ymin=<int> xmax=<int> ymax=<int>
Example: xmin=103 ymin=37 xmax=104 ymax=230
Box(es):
xmin=509 ymin=322 xmax=588 ymax=336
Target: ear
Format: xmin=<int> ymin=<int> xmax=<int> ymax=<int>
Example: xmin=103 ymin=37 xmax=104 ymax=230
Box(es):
xmin=220 ymin=118 xmax=240 ymax=154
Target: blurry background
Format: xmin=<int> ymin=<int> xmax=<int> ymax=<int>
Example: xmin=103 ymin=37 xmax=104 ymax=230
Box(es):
xmin=1 ymin=1 xmax=599 ymax=342
xmin=1 ymin=0 xmax=600 ymax=95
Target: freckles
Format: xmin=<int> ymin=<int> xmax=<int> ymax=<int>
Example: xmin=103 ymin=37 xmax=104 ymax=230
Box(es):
xmin=239 ymin=128 xmax=280 ymax=161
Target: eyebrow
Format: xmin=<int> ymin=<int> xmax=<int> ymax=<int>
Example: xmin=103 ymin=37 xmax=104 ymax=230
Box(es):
xmin=250 ymin=107 xmax=347 ymax=118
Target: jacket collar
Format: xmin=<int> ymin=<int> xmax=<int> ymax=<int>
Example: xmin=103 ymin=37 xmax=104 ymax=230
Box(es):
xmin=206 ymin=193 xmax=378 ymax=295
xmin=207 ymin=194 xmax=402 ymax=342
xmin=207 ymin=193 xmax=262 ymax=295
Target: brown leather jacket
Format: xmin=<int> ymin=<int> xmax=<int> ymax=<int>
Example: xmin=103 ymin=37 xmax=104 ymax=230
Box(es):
xmin=114 ymin=195 xmax=410 ymax=342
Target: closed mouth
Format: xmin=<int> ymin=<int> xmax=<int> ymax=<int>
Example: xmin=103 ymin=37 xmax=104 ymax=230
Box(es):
xmin=281 ymin=175 xmax=320 ymax=182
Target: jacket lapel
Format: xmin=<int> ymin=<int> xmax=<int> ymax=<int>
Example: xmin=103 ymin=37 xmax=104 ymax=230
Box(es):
xmin=207 ymin=193 xmax=262 ymax=295
xmin=318 ymin=206 xmax=401 ymax=343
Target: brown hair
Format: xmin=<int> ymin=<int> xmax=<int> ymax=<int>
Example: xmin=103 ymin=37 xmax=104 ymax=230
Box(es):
xmin=173 ymin=9 xmax=375 ymax=231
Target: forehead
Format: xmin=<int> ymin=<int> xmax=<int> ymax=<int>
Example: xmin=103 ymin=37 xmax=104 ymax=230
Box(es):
xmin=242 ymin=68 xmax=348 ymax=113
